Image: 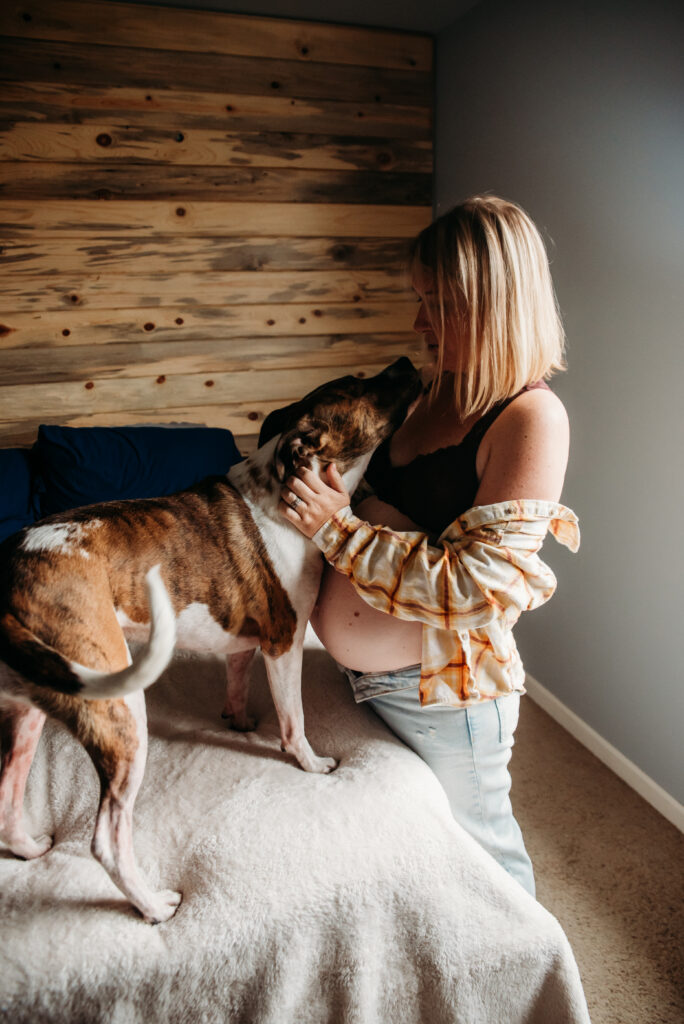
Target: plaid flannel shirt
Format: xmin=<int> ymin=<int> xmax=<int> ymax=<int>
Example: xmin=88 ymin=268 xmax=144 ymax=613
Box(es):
xmin=312 ymin=499 xmax=580 ymax=708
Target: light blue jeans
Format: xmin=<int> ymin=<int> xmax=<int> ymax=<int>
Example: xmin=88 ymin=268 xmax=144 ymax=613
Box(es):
xmin=342 ymin=665 xmax=535 ymax=897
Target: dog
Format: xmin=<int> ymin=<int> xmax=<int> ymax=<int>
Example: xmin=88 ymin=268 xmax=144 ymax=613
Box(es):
xmin=0 ymin=357 xmax=421 ymax=923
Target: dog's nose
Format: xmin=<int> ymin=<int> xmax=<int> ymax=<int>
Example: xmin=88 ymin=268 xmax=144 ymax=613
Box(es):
xmin=385 ymin=356 xmax=416 ymax=378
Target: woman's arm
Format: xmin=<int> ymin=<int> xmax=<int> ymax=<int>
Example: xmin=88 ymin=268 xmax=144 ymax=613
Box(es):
xmin=280 ymin=387 xmax=570 ymax=537
xmin=309 ymin=501 xmax=578 ymax=632
xmin=279 ymin=388 xmax=577 ymax=631
xmin=280 ymin=474 xmax=578 ymax=634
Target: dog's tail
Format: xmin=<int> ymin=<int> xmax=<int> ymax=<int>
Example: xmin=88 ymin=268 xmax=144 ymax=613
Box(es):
xmin=72 ymin=565 xmax=176 ymax=699
xmin=0 ymin=565 xmax=176 ymax=700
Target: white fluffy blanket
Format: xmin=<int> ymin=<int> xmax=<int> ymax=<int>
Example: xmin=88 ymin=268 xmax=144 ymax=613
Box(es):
xmin=0 ymin=632 xmax=590 ymax=1024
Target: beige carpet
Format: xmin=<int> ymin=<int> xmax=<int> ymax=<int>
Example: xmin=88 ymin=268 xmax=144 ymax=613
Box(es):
xmin=511 ymin=698 xmax=684 ymax=1024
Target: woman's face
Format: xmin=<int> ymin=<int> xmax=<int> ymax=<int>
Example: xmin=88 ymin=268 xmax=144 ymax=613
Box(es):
xmin=412 ymin=271 xmax=464 ymax=373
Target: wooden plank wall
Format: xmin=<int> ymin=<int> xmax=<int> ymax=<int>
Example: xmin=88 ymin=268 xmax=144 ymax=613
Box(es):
xmin=0 ymin=0 xmax=432 ymax=453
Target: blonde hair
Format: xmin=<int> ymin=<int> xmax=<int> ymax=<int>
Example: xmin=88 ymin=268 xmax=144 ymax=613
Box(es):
xmin=409 ymin=195 xmax=566 ymax=418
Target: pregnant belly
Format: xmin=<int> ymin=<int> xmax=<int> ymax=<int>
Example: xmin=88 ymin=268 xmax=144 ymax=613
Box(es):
xmin=309 ymin=497 xmax=424 ymax=673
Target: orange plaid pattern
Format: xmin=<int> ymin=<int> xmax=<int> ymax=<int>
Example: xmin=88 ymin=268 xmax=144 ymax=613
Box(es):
xmin=312 ymin=499 xmax=580 ymax=708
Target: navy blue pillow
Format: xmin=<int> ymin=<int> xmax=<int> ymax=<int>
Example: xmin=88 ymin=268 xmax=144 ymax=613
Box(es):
xmin=0 ymin=448 xmax=41 ymax=543
xmin=33 ymin=425 xmax=243 ymax=518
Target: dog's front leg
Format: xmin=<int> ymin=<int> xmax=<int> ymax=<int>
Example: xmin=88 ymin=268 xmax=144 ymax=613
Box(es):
xmin=263 ymin=642 xmax=337 ymax=774
xmin=221 ymin=648 xmax=257 ymax=731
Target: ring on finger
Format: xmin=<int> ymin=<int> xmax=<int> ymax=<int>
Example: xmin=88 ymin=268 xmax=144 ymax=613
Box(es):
xmin=290 ymin=495 xmax=303 ymax=512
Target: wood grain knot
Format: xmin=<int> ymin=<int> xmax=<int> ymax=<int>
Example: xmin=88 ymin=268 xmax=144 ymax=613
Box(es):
xmin=175 ymin=132 xmax=184 ymax=142
xmin=356 ymin=372 xmax=366 ymax=379
xmin=225 ymin=105 xmax=233 ymax=112
xmin=176 ymin=207 xmax=186 ymax=216
xmin=156 ymin=375 xmax=166 ymax=384
xmin=377 ymin=152 xmax=392 ymax=166
xmin=96 ymin=133 xmax=112 ymax=147
xmin=62 ymin=329 xmax=70 ymax=336
xmin=204 ymin=380 xmax=214 ymax=387
xmin=270 ymin=81 xmax=280 ymax=89
xmin=175 ymin=317 xmax=184 ymax=325
xmin=85 ymin=381 xmax=94 ymax=390
xmin=247 ymin=412 xmax=259 ymax=421
xmin=313 ymin=309 xmax=322 ymax=317
xmin=144 ymin=322 xmax=155 ymax=331
xmin=298 ymin=317 xmax=306 ymax=324
xmin=331 ymin=244 xmax=351 ymax=262
xmin=266 ymin=319 xmax=275 ymax=326
xmin=70 ymin=294 xmax=79 ymax=303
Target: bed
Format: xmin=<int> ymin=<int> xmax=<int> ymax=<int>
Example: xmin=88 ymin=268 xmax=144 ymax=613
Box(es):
xmin=0 ymin=628 xmax=590 ymax=1024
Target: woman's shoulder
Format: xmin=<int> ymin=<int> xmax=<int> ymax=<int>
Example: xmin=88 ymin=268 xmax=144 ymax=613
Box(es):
xmin=474 ymin=384 xmax=569 ymax=504
xmin=496 ymin=383 xmax=568 ymax=435
xmin=486 ymin=387 xmax=569 ymax=463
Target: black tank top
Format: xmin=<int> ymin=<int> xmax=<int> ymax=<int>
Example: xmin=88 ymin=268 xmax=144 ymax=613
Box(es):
xmin=365 ymin=380 xmax=551 ymax=535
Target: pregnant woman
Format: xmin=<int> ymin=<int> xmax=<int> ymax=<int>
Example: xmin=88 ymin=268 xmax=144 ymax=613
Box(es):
xmin=277 ymin=195 xmax=580 ymax=897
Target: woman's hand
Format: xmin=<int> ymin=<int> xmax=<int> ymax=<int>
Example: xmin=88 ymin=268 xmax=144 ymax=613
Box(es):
xmin=279 ymin=463 xmax=350 ymax=538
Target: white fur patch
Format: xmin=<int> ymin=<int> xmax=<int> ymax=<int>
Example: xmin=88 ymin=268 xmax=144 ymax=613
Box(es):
xmin=233 ymin=485 xmax=318 ymax=621
xmin=116 ymin=602 xmax=256 ymax=656
xmin=228 ymin=439 xmax=371 ymax=625
xmin=22 ymin=520 xmax=102 ymax=559
xmin=115 ymin=608 xmax=150 ymax=643
xmin=175 ymin=603 xmax=256 ymax=654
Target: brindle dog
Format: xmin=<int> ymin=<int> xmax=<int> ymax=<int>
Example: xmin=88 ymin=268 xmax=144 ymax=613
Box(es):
xmin=0 ymin=358 xmax=420 ymax=922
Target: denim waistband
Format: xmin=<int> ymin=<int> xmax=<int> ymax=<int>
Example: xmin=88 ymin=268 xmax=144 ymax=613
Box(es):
xmin=337 ymin=663 xmax=422 ymax=703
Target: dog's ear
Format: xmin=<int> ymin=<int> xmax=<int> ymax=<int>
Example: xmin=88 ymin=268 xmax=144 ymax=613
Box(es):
xmin=258 ymin=401 xmax=299 ymax=448
xmin=274 ymin=415 xmax=330 ymax=480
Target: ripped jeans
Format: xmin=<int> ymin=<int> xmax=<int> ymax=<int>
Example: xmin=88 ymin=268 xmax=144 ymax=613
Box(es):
xmin=341 ymin=664 xmax=535 ymax=898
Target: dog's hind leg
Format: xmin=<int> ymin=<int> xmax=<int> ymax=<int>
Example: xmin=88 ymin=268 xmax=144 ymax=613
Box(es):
xmin=30 ymin=684 xmax=181 ymax=923
xmin=0 ymin=699 xmax=52 ymax=859
xmin=12 ymin=603 xmax=180 ymax=922
xmin=221 ymin=648 xmax=257 ymax=731
xmin=85 ymin=691 xmax=182 ymax=923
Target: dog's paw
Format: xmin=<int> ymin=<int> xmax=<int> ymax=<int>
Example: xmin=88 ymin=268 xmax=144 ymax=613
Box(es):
xmin=30 ymin=833 xmax=54 ymax=857
xmin=308 ymin=755 xmax=339 ymax=775
xmin=8 ymin=832 xmax=54 ymax=860
xmin=221 ymin=711 xmax=257 ymax=732
xmin=141 ymin=889 xmax=182 ymax=925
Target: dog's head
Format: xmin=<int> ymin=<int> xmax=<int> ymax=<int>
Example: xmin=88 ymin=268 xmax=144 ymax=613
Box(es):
xmin=264 ymin=358 xmax=422 ymax=482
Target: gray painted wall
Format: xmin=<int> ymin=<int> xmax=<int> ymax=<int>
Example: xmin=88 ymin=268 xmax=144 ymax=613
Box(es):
xmin=435 ymin=0 xmax=684 ymax=802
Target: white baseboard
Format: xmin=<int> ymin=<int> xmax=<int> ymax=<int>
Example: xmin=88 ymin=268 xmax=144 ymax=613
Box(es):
xmin=524 ymin=674 xmax=684 ymax=834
